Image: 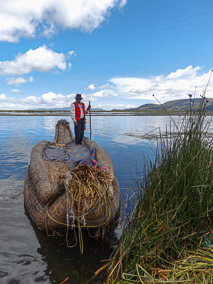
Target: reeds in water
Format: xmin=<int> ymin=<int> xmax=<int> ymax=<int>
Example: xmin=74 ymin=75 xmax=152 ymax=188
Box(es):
xmin=104 ymin=97 xmax=213 ymax=283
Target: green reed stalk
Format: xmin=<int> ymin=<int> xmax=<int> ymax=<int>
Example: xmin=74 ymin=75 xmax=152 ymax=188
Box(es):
xmin=105 ymin=97 xmax=213 ymax=283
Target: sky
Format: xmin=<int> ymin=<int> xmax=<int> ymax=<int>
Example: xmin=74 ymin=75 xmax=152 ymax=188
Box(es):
xmin=0 ymin=0 xmax=213 ymax=110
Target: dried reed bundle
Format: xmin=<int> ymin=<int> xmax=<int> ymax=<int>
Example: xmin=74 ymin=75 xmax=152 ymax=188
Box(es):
xmin=62 ymin=165 xmax=112 ymax=228
xmin=57 ymin=165 xmax=113 ymax=253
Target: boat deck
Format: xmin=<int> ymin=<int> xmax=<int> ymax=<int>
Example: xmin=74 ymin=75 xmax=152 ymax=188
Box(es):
xmin=43 ymin=141 xmax=91 ymax=168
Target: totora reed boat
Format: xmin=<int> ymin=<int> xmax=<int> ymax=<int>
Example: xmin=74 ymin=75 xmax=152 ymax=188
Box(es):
xmin=24 ymin=119 xmax=120 ymax=241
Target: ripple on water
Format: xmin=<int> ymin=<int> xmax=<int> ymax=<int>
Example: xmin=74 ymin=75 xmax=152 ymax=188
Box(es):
xmin=0 ymin=203 xmax=48 ymax=284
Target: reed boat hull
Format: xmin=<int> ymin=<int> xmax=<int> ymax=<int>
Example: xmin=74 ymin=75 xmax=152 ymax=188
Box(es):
xmin=24 ymin=120 xmax=120 ymax=234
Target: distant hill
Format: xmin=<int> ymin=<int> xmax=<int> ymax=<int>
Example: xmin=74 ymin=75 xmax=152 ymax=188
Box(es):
xmin=127 ymin=98 xmax=213 ymax=112
xmin=91 ymin=108 xmax=105 ymax=111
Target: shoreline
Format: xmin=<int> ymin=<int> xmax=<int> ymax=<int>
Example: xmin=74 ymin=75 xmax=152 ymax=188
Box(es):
xmin=1 ymin=111 xmax=213 ymax=116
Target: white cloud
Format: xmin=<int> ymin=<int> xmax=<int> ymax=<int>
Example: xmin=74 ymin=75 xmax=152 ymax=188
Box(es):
xmin=0 ymin=89 xmax=117 ymax=110
xmin=42 ymin=23 xmax=56 ymax=38
xmin=68 ymin=63 xmax=72 ymax=69
xmin=68 ymin=50 xmax=76 ymax=57
xmin=101 ymin=103 xmax=135 ymax=110
xmin=89 ymin=89 xmax=118 ymax=100
xmin=41 ymin=92 xmax=62 ymax=103
xmin=99 ymin=83 xmax=110 ymax=89
xmin=6 ymin=76 xmax=33 ymax=85
xmin=86 ymin=83 xmax=96 ymax=90
xmin=0 ymin=92 xmax=75 ymax=109
xmin=110 ymin=77 xmax=152 ymax=96
xmin=10 ymin=89 xmax=22 ymax=93
xmin=0 ymin=45 xmax=66 ymax=75
xmin=108 ymin=66 xmax=213 ymax=102
xmin=86 ymin=83 xmax=109 ymax=90
xmin=0 ymin=94 xmax=7 ymax=100
xmin=166 ymin=65 xmax=201 ymax=79
xmin=1 ymin=66 xmax=212 ymax=110
xmin=119 ymin=0 xmax=127 ymax=8
xmin=0 ymin=0 xmax=127 ymax=42
xmin=0 ymin=90 xmax=132 ymax=110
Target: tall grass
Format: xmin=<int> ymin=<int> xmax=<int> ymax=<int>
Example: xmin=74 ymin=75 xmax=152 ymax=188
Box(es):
xmin=104 ymin=97 xmax=213 ymax=283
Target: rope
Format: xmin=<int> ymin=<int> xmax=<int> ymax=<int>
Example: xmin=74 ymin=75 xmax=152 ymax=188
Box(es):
xmin=44 ymin=165 xmax=113 ymax=253
xmin=45 ymin=206 xmax=111 ymax=228
xmin=64 ymin=173 xmax=78 ymax=249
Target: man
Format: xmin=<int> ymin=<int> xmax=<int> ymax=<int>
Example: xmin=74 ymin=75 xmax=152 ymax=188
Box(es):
xmin=70 ymin=94 xmax=91 ymax=144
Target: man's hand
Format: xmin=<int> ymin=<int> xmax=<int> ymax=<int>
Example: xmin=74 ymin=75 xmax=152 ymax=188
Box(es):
xmin=74 ymin=121 xmax=78 ymax=126
xmin=87 ymin=105 xmax=91 ymax=111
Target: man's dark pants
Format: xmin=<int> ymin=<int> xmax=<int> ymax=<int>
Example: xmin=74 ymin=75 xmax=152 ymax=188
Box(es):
xmin=75 ymin=118 xmax=84 ymax=144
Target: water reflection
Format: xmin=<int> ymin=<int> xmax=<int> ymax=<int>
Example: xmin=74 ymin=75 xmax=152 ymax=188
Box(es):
xmin=43 ymin=116 xmax=59 ymax=132
xmin=35 ymin=227 xmax=110 ymax=284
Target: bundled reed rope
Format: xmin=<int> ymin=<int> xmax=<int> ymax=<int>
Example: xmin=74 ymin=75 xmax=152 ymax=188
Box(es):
xmin=61 ymin=165 xmax=113 ymax=253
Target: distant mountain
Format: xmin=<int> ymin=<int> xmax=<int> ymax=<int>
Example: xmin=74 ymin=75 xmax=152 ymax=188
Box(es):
xmin=91 ymin=108 xmax=105 ymax=111
xmin=127 ymin=98 xmax=213 ymax=112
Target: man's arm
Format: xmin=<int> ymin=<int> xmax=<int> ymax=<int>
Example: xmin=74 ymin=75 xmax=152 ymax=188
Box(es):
xmin=70 ymin=103 xmax=77 ymax=125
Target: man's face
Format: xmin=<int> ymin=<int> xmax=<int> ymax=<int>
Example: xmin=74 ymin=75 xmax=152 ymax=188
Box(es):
xmin=76 ymin=98 xmax=82 ymax=103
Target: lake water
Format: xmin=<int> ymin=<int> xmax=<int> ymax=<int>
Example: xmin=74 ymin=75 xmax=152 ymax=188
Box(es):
xmin=0 ymin=115 xmax=212 ymax=284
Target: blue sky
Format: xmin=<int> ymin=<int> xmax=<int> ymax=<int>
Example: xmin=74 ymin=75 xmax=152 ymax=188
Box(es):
xmin=0 ymin=0 xmax=213 ymax=110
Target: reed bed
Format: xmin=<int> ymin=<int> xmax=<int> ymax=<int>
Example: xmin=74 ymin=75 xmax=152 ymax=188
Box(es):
xmin=103 ymin=97 xmax=213 ymax=283
xmin=111 ymin=248 xmax=213 ymax=283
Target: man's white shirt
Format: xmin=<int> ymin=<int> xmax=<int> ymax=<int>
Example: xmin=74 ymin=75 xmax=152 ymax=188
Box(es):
xmin=70 ymin=103 xmax=84 ymax=122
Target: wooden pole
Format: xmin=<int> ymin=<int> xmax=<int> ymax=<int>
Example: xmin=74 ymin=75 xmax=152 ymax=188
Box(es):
xmin=89 ymin=101 xmax=92 ymax=139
